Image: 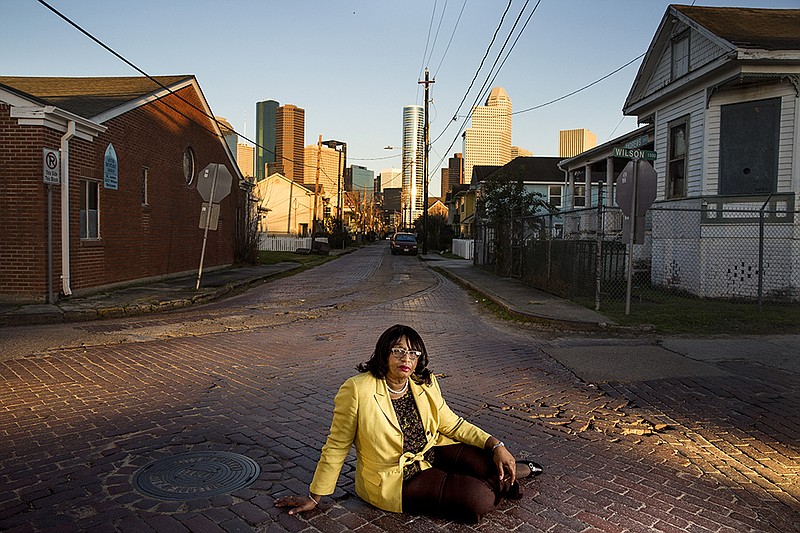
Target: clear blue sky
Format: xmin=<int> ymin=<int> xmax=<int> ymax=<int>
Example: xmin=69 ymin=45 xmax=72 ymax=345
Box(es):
xmin=3 ymin=0 xmax=796 ymax=196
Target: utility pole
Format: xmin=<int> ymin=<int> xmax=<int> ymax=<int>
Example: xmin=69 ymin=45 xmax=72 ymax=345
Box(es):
xmin=313 ymin=135 xmax=322 ymax=235
xmin=419 ymin=68 xmax=434 ymax=255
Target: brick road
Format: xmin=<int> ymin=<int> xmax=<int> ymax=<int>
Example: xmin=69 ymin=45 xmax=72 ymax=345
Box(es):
xmin=1 ymin=245 xmax=798 ymax=532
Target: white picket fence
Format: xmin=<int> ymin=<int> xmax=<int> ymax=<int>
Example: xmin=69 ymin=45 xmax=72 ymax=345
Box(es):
xmin=258 ymin=234 xmax=312 ymax=252
xmin=452 ymin=238 xmax=474 ymax=260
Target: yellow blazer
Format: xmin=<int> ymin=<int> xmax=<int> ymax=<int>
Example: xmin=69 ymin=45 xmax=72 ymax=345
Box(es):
xmin=309 ymin=372 xmax=491 ymax=513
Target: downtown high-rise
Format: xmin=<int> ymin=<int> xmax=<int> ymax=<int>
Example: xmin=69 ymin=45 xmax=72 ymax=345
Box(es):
xmin=462 ymin=87 xmax=512 ymax=182
xmin=402 ymin=105 xmax=424 ymax=226
xmin=268 ymin=104 xmax=305 ymax=184
xmin=255 ymin=100 xmax=278 ymax=181
xmin=559 ymin=128 xmax=597 ymax=158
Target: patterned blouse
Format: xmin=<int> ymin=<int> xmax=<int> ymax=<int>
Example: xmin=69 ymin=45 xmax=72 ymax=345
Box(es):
xmin=392 ymin=391 xmax=435 ymax=480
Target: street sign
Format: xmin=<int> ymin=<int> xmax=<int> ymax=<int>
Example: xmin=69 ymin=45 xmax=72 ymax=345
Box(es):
xmin=623 ymin=135 xmax=649 ymax=150
xmin=616 ymin=159 xmax=658 ymax=316
xmin=197 ymin=163 xmax=232 ymax=203
xmin=199 ymin=203 xmax=220 ymax=230
xmin=195 ymin=163 xmax=232 ymax=290
xmin=43 ymin=148 xmax=60 ymax=184
xmin=613 ymin=147 xmax=657 ymax=160
xmin=616 ymin=160 xmax=657 ymax=217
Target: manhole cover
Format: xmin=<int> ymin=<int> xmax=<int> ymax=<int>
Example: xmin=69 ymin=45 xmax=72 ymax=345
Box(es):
xmin=133 ymin=451 xmax=260 ymax=500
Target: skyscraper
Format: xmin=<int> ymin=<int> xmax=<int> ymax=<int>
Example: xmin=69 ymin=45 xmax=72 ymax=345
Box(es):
xmin=462 ymin=87 xmax=512 ymax=182
xmin=559 ymin=128 xmax=597 ymax=158
xmin=379 ymin=168 xmax=402 ymax=191
xmin=255 ymin=100 xmax=278 ymax=181
xmin=270 ymin=104 xmax=305 ymax=184
xmin=447 ymin=153 xmax=463 ymax=192
xmin=402 ymin=105 xmax=424 ymax=226
xmin=304 ymin=143 xmax=342 ymax=215
xmin=236 ymin=143 xmax=254 ymax=178
xmin=348 ymin=165 xmax=374 ymax=196
xmin=511 ymin=146 xmax=533 ymax=158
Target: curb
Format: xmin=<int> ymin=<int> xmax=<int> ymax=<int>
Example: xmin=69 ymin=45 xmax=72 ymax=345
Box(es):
xmin=433 ymin=266 xmax=624 ymax=333
xmin=0 ymin=266 xmax=303 ymax=327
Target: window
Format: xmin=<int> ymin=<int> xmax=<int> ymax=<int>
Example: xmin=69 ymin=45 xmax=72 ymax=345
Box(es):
xmin=548 ymin=185 xmax=562 ymax=208
xmin=671 ymin=31 xmax=689 ymax=80
xmin=667 ymin=117 xmax=689 ymax=198
xmin=183 ymin=146 xmax=195 ymax=185
xmin=80 ymin=180 xmax=99 ymax=239
xmin=574 ymin=185 xmax=586 ymax=207
xmin=141 ymin=167 xmax=149 ymax=205
xmin=719 ymin=98 xmax=780 ymax=196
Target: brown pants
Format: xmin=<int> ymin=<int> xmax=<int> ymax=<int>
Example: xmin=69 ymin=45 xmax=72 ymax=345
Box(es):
xmin=402 ymin=443 xmax=520 ymax=523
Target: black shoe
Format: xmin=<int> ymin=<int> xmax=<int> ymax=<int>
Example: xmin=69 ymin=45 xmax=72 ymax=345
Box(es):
xmin=516 ymin=460 xmax=543 ymax=479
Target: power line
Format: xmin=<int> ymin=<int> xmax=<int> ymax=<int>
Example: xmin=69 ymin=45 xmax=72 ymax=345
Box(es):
xmin=430 ymin=0 xmax=532 ymax=149
xmin=513 ymin=53 xmax=645 ymax=115
xmin=430 ymin=0 xmax=538 ymax=172
xmin=433 ymin=0 xmax=468 ymax=78
xmin=446 ymin=0 xmax=514 ymax=129
xmin=417 ymin=0 xmax=439 ymax=103
xmin=35 ymin=0 xmax=336 ymax=182
xmin=426 ymin=0 xmax=449 ymax=68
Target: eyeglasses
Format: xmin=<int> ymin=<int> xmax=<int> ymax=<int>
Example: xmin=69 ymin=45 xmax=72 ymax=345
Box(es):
xmin=390 ymin=347 xmax=422 ymax=360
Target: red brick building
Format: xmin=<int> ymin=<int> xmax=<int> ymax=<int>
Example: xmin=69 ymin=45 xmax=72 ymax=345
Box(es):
xmin=0 ymin=75 xmax=248 ymax=303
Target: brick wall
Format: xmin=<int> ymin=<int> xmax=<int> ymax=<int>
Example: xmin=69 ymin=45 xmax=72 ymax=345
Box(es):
xmin=0 ymin=85 xmax=242 ymax=303
xmin=0 ymin=103 xmax=65 ymax=302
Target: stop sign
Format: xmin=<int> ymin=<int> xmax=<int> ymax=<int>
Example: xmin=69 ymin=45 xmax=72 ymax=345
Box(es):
xmin=616 ymin=160 xmax=657 ymax=217
xmin=197 ymin=163 xmax=233 ymax=203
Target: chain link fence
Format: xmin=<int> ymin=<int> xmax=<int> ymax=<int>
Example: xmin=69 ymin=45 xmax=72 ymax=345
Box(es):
xmin=475 ymin=194 xmax=799 ymax=312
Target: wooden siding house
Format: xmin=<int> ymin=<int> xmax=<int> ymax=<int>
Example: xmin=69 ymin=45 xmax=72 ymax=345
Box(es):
xmin=621 ymin=5 xmax=800 ymax=300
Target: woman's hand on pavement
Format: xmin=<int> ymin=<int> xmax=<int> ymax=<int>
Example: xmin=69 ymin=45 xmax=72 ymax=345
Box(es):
xmin=274 ymin=494 xmax=318 ymax=515
xmin=493 ymin=445 xmax=517 ymax=490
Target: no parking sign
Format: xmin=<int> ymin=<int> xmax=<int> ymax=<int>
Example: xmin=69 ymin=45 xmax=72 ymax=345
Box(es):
xmin=43 ymin=148 xmax=60 ymax=184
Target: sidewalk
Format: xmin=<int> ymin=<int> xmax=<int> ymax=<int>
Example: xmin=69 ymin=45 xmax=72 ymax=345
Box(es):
xmin=0 ymin=262 xmax=303 ymax=327
xmin=422 ymin=253 xmax=614 ymax=331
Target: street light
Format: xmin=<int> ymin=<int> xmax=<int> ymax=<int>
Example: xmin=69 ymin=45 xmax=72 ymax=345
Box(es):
xmin=322 ymin=140 xmax=346 ymax=222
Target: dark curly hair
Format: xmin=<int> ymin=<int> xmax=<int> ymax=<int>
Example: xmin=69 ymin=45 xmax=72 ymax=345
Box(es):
xmin=357 ymin=324 xmax=432 ymax=386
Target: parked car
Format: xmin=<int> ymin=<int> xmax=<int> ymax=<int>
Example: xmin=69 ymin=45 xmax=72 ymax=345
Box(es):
xmin=390 ymin=232 xmax=418 ymax=255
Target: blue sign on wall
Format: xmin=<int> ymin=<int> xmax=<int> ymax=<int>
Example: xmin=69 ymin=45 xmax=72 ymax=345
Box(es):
xmin=104 ymin=143 xmax=118 ymax=190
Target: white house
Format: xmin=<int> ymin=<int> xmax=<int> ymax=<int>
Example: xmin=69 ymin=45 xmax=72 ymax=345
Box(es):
xmin=622 ymin=5 xmax=800 ymax=300
xmin=254 ymin=173 xmax=322 ymax=236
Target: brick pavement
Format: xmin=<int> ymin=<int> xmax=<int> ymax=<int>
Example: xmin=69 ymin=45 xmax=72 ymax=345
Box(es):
xmin=1 ymin=246 xmax=798 ymax=532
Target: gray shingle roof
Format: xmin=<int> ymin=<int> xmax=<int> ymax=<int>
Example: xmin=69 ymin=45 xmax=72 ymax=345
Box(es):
xmin=0 ymin=75 xmax=193 ymax=118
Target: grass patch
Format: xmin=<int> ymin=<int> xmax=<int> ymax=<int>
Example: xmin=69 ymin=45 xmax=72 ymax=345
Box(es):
xmin=589 ymin=289 xmax=800 ymax=335
xmin=257 ymin=250 xmax=330 ymax=266
xmin=438 ymin=266 xmax=799 ymax=335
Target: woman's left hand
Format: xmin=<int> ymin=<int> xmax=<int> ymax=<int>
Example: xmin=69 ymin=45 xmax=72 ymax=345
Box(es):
xmin=493 ymin=445 xmax=517 ymax=490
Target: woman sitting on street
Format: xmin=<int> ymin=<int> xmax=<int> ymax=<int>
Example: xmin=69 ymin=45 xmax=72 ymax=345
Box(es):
xmin=275 ymin=324 xmax=542 ymax=523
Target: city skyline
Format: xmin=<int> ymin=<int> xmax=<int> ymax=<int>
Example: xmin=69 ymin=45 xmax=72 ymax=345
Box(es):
xmin=3 ymin=0 xmax=797 ymax=197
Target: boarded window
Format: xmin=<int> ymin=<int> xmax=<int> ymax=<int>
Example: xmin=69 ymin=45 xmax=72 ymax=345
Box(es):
xmin=671 ymin=32 xmax=689 ymax=80
xmin=719 ymin=97 xmax=780 ymax=196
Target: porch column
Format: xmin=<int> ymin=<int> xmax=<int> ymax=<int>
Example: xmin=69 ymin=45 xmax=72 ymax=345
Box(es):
xmin=606 ymin=156 xmax=615 ymax=207
xmin=584 ymin=163 xmax=592 ymax=206
xmin=566 ymin=169 xmax=574 ymax=209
